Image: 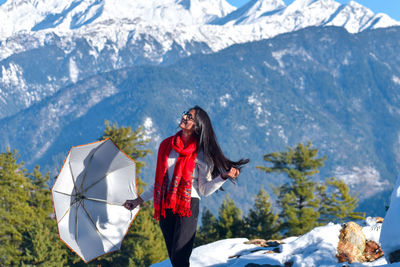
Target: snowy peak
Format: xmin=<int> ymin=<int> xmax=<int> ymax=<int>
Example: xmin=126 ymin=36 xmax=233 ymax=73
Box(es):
xmin=0 ymin=0 xmax=236 ymax=38
xmin=180 ymin=0 xmax=237 ymax=19
xmin=214 ymin=0 xmax=400 ymax=33
xmin=278 ymin=0 xmax=341 ymax=29
xmin=325 ymin=0 xmax=374 ymax=32
xmin=210 ymin=0 xmax=285 ymax=25
xmin=369 ymin=13 xmax=400 ymax=30
xmin=325 ymin=0 xmax=400 ymax=32
xmin=287 ymin=0 xmax=328 ymax=10
xmin=215 ymin=0 xmax=285 ymax=25
xmin=1 ymin=0 xmax=399 ymax=39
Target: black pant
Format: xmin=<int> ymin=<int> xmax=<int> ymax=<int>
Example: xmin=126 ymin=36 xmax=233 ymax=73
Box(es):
xmin=159 ymin=198 xmax=199 ymax=267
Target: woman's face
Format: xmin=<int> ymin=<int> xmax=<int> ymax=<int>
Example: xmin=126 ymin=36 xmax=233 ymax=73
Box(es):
xmin=179 ymin=109 xmax=196 ymax=134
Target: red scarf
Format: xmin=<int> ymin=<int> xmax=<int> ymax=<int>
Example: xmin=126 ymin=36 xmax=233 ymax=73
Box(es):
xmin=153 ymin=131 xmax=198 ymax=220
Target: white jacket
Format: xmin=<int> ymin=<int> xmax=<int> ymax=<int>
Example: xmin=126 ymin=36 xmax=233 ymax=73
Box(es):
xmin=140 ymin=149 xmax=226 ymax=202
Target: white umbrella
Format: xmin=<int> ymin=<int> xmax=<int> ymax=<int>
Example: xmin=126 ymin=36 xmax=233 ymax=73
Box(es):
xmin=51 ymin=139 xmax=139 ymax=263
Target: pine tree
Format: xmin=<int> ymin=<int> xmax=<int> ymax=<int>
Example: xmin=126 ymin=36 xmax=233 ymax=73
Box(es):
xmin=217 ymin=196 xmax=244 ymax=239
xmin=21 ymin=218 xmax=67 ymax=266
xmin=101 ymin=120 xmax=152 ymax=175
xmin=244 ymin=188 xmax=280 ymax=240
xmin=0 ymin=150 xmax=36 ymax=266
xmin=0 ymin=150 xmax=67 ymax=266
xmin=257 ymin=142 xmax=326 ymax=236
xmin=126 ymin=203 xmax=168 ymax=267
xmin=258 ymin=142 xmax=364 ymax=237
xmin=320 ymin=177 xmax=365 ymax=224
xmin=21 ymin=166 xmax=67 ymax=266
xmin=195 ymin=209 xmax=220 ymax=246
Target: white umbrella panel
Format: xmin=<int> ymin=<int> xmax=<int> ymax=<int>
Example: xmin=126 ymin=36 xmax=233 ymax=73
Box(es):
xmin=51 ymin=139 xmax=139 ymax=263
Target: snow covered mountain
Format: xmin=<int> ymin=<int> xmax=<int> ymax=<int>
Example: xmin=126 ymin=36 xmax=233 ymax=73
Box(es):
xmin=1 ymin=0 xmax=398 ymax=40
xmin=0 ymin=0 xmax=235 ymax=36
xmin=2 ymin=26 xmax=400 ymax=218
xmin=214 ymin=0 xmax=399 ymax=33
xmin=1 ymin=0 xmax=400 ymax=119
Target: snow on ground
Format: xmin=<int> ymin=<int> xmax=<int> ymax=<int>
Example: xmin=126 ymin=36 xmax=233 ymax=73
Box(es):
xmin=380 ymin=174 xmax=400 ymax=259
xmin=151 ymin=217 xmax=400 ymax=267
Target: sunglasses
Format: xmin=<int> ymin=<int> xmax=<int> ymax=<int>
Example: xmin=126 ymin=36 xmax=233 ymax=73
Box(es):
xmin=182 ymin=111 xmax=195 ymax=121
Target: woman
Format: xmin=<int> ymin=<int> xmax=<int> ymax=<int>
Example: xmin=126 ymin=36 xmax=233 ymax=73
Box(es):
xmin=124 ymin=106 xmax=249 ymax=267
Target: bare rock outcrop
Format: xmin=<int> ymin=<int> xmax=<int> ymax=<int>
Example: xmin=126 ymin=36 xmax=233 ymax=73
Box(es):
xmin=336 ymin=221 xmax=384 ymax=263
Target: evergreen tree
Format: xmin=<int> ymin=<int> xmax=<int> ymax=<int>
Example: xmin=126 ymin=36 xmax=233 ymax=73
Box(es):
xmin=0 ymin=150 xmax=67 ymax=266
xmin=244 ymin=188 xmax=280 ymax=240
xmin=217 ymin=196 xmax=244 ymax=239
xmin=258 ymin=142 xmax=363 ymax=237
xmin=22 ymin=166 xmax=67 ymax=266
xmin=320 ymin=177 xmax=365 ymax=224
xmin=195 ymin=209 xmax=219 ymax=246
xmin=101 ymin=120 xmax=152 ymax=175
xmin=126 ymin=203 xmax=168 ymax=267
xmin=0 ymin=150 xmax=36 ymax=266
xmin=257 ymin=142 xmax=326 ymax=236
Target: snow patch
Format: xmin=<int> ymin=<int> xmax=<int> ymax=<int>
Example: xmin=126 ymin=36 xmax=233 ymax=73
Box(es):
xmin=248 ymin=94 xmax=263 ymax=118
xmin=152 ymin=218 xmax=389 ymax=267
xmin=275 ymin=125 xmax=288 ymax=143
xmin=69 ymin=57 xmax=79 ymax=83
xmin=343 ymin=52 xmax=352 ymax=65
xmin=380 ymin=173 xmax=400 ymax=260
xmin=181 ymin=88 xmax=193 ymax=97
xmin=143 ymin=117 xmax=160 ymax=143
xmin=392 ymin=75 xmax=400 ymax=86
xmin=272 ymin=47 xmax=313 ymax=69
xmin=219 ymin=93 xmax=231 ymax=107
xmin=334 ymin=166 xmax=391 ymax=199
xmin=1 ymin=63 xmax=25 ymax=87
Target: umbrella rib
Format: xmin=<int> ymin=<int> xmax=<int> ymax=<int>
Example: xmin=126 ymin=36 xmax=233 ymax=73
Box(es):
xmin=53 ymin=190 xmax=72 ymax=197
xmin=56 ymin=204 xmax=73 ymax=224
xmin=83 ymin=163 xmax=135 ymax=193
xmin=85 ymin=197 xmax=121 ymax=206
xmin=79 ymin=140 xmax=108 ymax=192
xmin=68 ymin=160 xmax=79 ymax=194
xmin=75 ymin=202 xmax=79 ymax=242
xmin=81 ymin=202 xmax=119 ymax=249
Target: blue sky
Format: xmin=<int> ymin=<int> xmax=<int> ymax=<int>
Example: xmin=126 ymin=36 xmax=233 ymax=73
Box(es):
xmin=227 ymin=0 xmax=400 ymax=20
xmin=0 ymin=0 xmax=398 ymax=20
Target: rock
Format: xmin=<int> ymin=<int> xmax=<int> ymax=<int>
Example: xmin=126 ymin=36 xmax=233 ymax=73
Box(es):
xmin=264 ymin=250 xmax=276 ymax=254
xmin=245 ymin=264 xmax=280 ymax=267
xmin=337 ymin=222 xmax=384 ymax=263
xmin=266 ymin=240 xmax=283 ymax=247
xmin=244 ymin=239 xmax=283 ymax=247
xmin=245 ymin=239 xmax=267 ymax=247
xmin=389 ymin=249 xmax=400 ymax=263
xmin=272 ymin=247 xmax=281 ymax=253
xmin=363 ymin=240 xmax=384 ymax=262
xmin=337 ymin=222 xmax=366 ymax=263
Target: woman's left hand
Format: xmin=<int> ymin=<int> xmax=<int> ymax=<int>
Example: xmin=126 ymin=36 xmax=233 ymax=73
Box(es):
xmin=221 ymin=167 xmax=240 ymax=180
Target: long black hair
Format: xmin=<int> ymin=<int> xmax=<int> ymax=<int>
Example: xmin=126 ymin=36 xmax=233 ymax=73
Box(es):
xmin=190 ymin=105 xmax=250 ymax=178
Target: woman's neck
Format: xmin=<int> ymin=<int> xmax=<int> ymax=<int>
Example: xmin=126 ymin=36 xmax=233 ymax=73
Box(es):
xmin=181 ymin=131 xmax=193 ymax=146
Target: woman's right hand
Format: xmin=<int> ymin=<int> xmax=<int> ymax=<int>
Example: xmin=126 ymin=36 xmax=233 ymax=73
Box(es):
xmin=221 ymin=167 xmax=240 ymax=180
xmin=123 ymin=197 xmax=144 ymax=210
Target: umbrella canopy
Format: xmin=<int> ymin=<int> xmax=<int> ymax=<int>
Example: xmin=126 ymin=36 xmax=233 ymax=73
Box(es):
xmin=51 ymin=139 xmax=139 ymax=263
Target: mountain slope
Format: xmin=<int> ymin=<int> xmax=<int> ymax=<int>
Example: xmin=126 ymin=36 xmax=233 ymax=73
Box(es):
xmin=1 ymin=0 xmax=399 ymax=119
xmin=2 ymin=26 xmax=400 ymax=216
